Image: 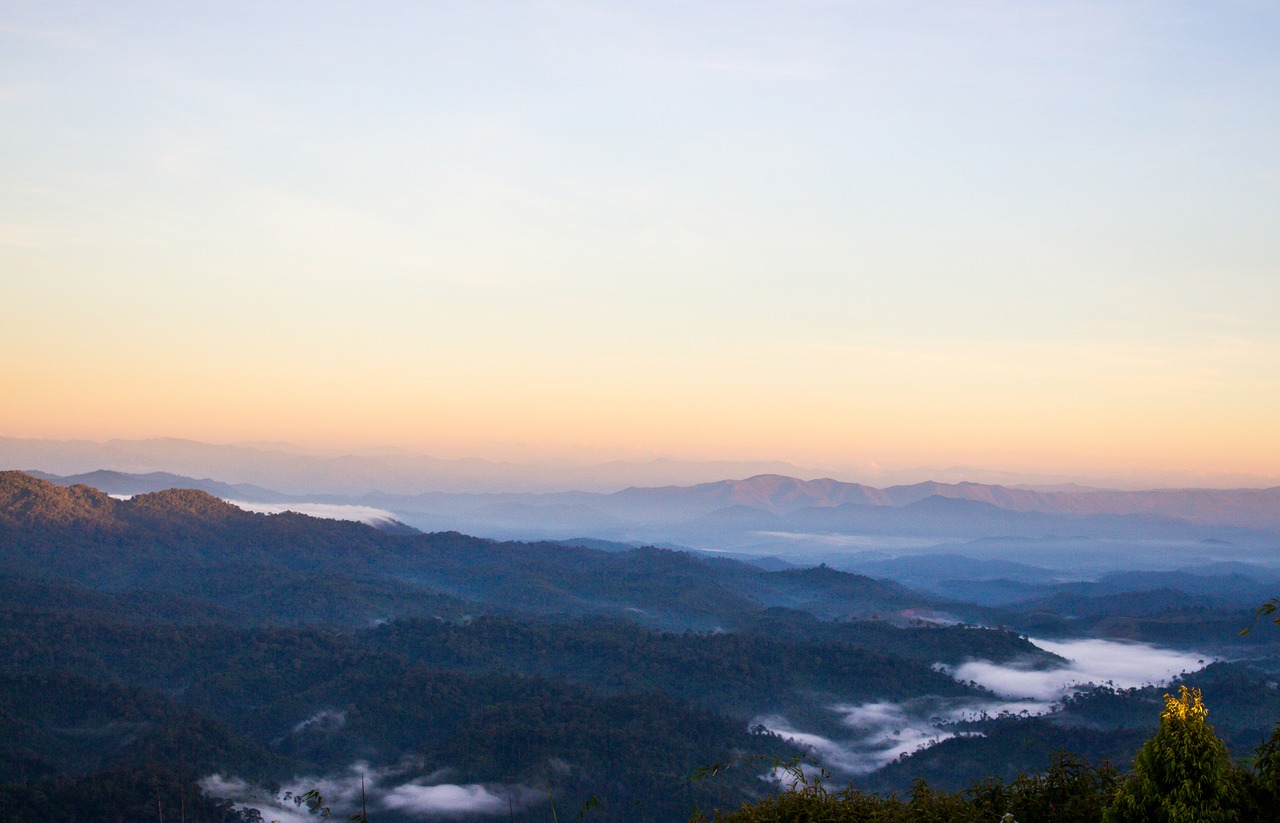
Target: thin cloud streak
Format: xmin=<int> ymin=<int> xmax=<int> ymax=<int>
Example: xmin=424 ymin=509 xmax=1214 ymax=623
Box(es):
xmin=227 ymin=500 xmax=401 ymax=526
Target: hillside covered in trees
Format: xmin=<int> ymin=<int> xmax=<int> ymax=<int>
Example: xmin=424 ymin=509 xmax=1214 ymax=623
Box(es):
xmin=3 ymin=470 xmax=1280 ymax=821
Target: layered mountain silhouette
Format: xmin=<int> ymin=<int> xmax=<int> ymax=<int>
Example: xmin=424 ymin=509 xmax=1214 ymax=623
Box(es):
xmin=30 ymin=467 xmax=1280 ymax=528
xmin=603 ymin=474 xmax=1280 ymax=528
xmin=0 ymin=471 xmax=938 ymax=630
xmin=26 ymin=469 xmax=289 ymax=502
xmin=22 ymin=468 xmax=1280 ymax=584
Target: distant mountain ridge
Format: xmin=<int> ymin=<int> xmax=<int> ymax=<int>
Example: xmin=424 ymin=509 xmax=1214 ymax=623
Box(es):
xmin=22 ymin=466 xmax=1280 ymax=584
xmin=28 ymin=467 xmax=1280 ymax=529
xmin=626 ymin=474 xmax=1280 ymax=529
xmin=0 ymin=471 xmax=935 ymax=629
xmin=26 ymin=469 xmax=289 ymax=502
xmin=610 ymin=474 xmax=887 ymax=514
xmin=0 ymin=436 xmax=811 ymax=495
xmin=17 ymin=467 xmax=1280 ymax=590
xmin=9 ymin=435 xmax=1277 ymax=496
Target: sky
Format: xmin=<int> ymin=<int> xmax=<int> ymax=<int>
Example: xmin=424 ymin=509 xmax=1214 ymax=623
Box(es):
xmin=3 ymin=1 xmax=1279 ymax=485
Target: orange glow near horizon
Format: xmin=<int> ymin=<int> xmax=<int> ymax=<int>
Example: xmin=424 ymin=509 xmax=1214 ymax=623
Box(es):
xmin=3 ymin=3 xmax=1279 ymax=488
xmin=4 ymin=331 xmax=1277 ymax=485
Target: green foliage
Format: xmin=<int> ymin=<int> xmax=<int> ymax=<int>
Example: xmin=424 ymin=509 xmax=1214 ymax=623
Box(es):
xmin=0 ymin=766 xmax=253 ymax=822
xmin=694 ymin=752 xmax=1119 ymax=823
xmin=1240 ymin=597 xmax=1280 ymax=636
xmin=366 ymin=615 xmax=981 ymax=716
xmin=1243 ymin=724 xmax=1280 ymax=823
xmin=290 ymin=786 xmax=370 ymax=823
xmin=701 ymin=692 xmax=1280 ymax=823
xmin=692 ymin=754 xmax=906 ymax=823
xmin=0 ymin=607 xmax=797 ymax=822
xmin=733 ymin=608 xmax=1055 ymax=667
xmin=1103 ymin=686 xmax=1238 ymax=822
xmin=983 ymin=755 xmax=1122 ymax=823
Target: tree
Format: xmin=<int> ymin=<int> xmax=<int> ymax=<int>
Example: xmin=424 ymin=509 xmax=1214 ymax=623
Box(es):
xmin=1243 ymin=724 xmax=1280 ymax=823
xmin=1103 ymin=686 xmax=1239 ymax=823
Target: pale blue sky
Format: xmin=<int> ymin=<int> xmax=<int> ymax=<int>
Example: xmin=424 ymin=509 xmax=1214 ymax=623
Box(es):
xmin=3 ymin=1 xmax=1279 ymax=481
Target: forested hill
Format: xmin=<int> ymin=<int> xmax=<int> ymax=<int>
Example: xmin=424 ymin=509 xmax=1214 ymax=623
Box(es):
xmin=0 ymin=470 xmax=1064 ymax=822
xmin=0 ymin=469 xmax=246 ymax=526
xmin=0 ymin=470 xmax=947 ymax=630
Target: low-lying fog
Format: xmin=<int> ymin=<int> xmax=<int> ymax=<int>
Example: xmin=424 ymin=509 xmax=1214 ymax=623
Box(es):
xmin=202 ymin=763 xmax=543 ymax=822
xmin=755 ymin=637 xmax=1211 ymax=776
xmin=228 ymin=500 xmax=402 ymax=527
xmin=751 ymin=533 xmax=1273 ymax=576
xmin=104 ymin=495 xmax=402 ymax=530
xmin=947 ymin=638 xmax=1209 ymax=701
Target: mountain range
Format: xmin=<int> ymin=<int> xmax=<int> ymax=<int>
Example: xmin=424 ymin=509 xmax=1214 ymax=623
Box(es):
xmin=0 ymin=436 xmax=813 ymax=494
xmin=27 ymin=468 xmax=1280 ymax=581
xmin=7 ymin=436 xmax=1276 ymax=496
xmin=29 ymin=466 xmax=1280 ymax=527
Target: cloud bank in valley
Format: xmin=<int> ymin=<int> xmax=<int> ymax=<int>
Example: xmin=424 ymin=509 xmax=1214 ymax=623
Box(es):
xmin=942 ymin=638 xmax=1211 ymax=701
xmin=757 ymin=637 xmax=1212 ymax=776
xmin=201 ymin=763 xmax=543 ymax=820
xmin=754 ymin=695 xmax=1046 ymax=777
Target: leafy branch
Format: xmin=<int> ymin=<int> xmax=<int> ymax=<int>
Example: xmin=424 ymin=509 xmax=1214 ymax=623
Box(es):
xmin=1239 ymin=597 xmax=1280 ymax=636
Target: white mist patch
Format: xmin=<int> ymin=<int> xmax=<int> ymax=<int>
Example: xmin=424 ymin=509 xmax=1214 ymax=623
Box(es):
xmin=291 ymin=709 xmax=346 ymax=735
xmin=201 ymin=763 xmax=543 ymax=820
xmin=943 ymin=638 xmax=1211 ymax=701
xmin=755 ymin=695 xmax=1044 ymax=776
xmin=759 ymin=638 xmax=1212 ymax=777
xmin=383 ymin=782 xmax=539 ymax=816
xmin=200 ymin=776 xmax=313 ymax=823
xmin=227 ymin=500 xmax=401 ymax=527
xmin=753 ymin=715 xmax=871 ymax=775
